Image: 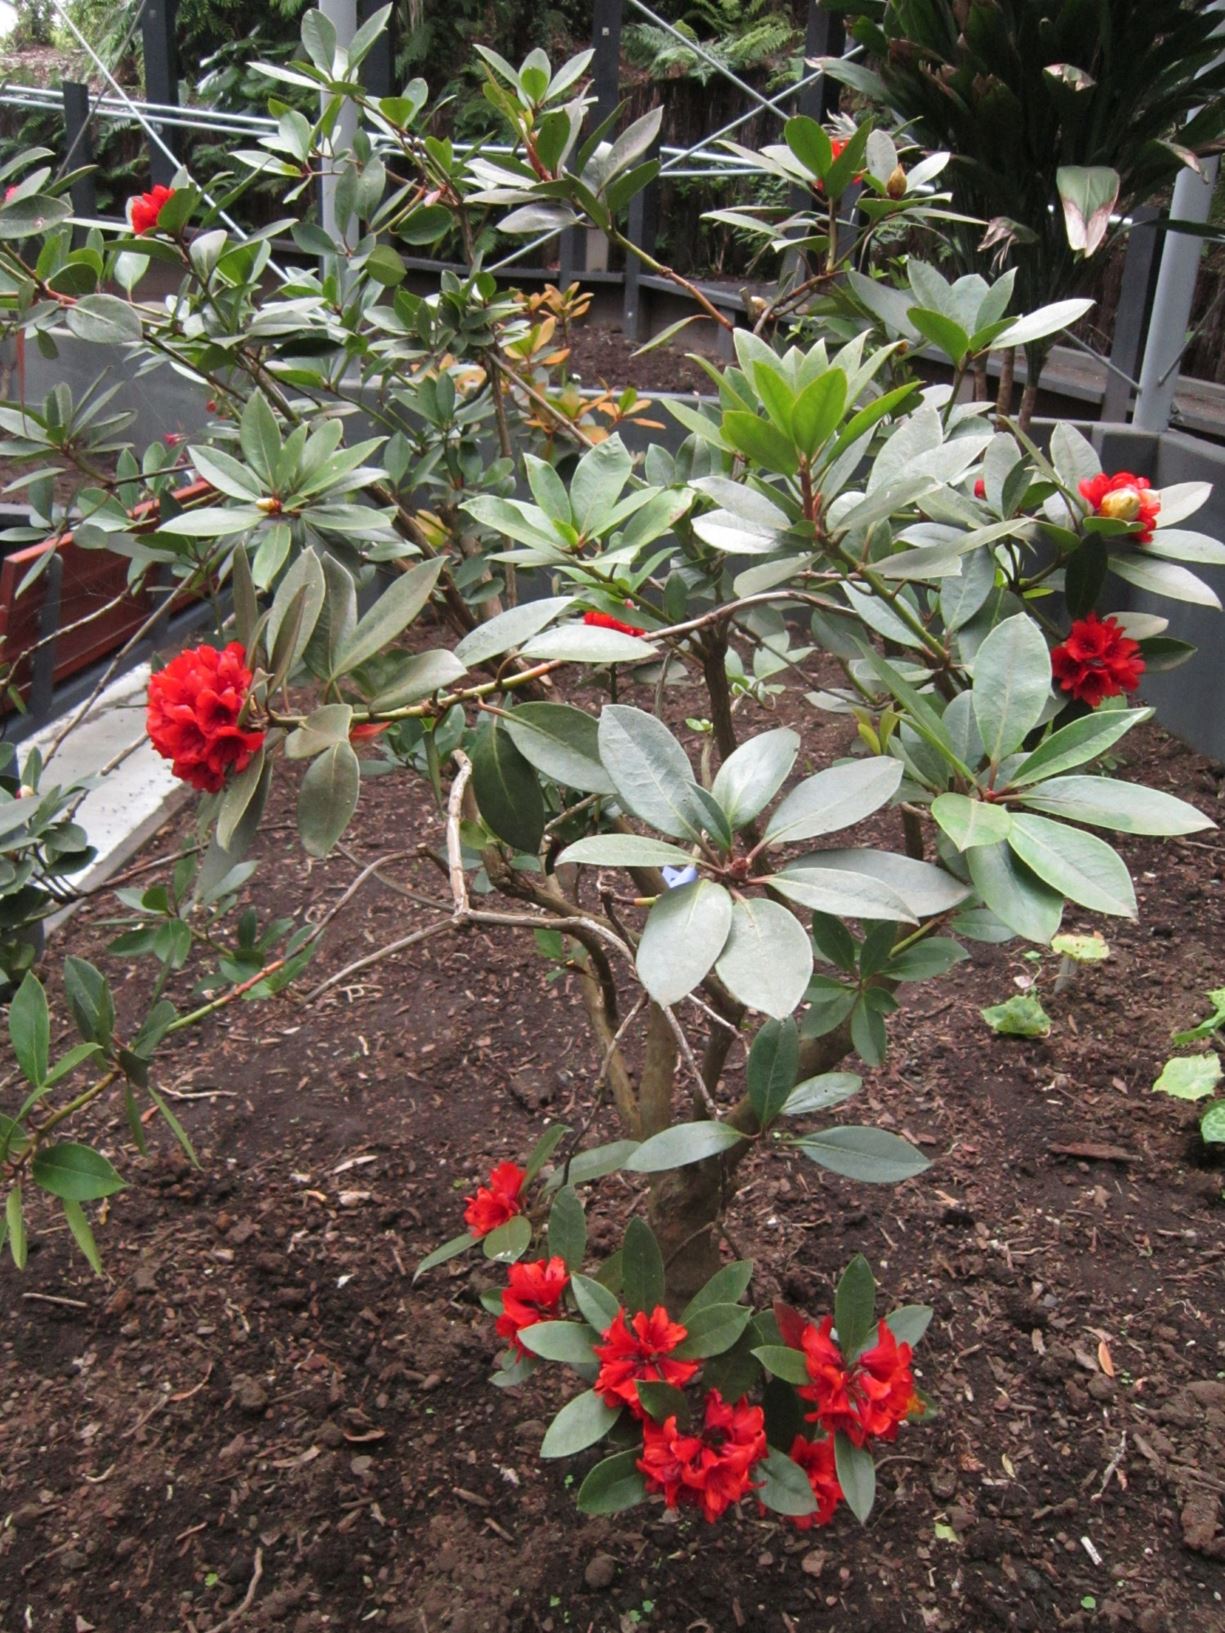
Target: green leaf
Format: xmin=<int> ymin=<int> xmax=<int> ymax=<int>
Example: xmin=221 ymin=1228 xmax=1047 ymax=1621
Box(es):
xmin=748 ymin=1018 xmax=799 ymax=1130
xmin=570 ymin=437 xmax=632 ymax=534
xmin=966 ymin=841 xmax=1064 ymax=945
xmin=551 ymin=1141 xmax=641 ymax=1190
xmin=752 ymin=1344 xmax=810 ymax=1385
xmin=981 ymin=994 xmax=1052 ymax=1038
xmin=570 ymin=1273 xmax=620 ymax=1333
xmin=483 ymin=1213 xmax=532 ymax=1264
xmin=62 ymin=1198 xmax=103 ymax=1274
xmin=555 ymin=835 xmax=697 ymax=869
xmin=780 ymin=1072 xmax=861 ymax=1117
xmin=577 ymin=1448 xmax=647 ymax=1514
xmin=715 ymin=897 xmax=813 ymax=1018
xmin=454 ymin=596 xmax=573 ymax=669
xmin=366 ymin=650 xmax=467 ymax=711
xmin=240 ymin=390 xmax=282 ymax=485
xmin=758 ymin=1446 xmax=819 ymax=1518
xmin=334 ymin=559 xmax=443 ymax=674
xmin=674 ymin=1302 xmax=752 ymax=1359
xmin=297 ymin=741 xmax=361 ymax=858
xmin=971 ymin=614 xmax=1051 ymax=763
xmin=523 ymin=1123 xmax=568 ymax=1181
xmin=835 ymin=1254 xmax=876 ymax=1358
xmin=284 ymin=703 xmax=354 ymax=760
xmin=63 ymin=957 xmax=114 ymax=1047
xmin=9 ymin=972 xmax=49 ymax=1085
xmin=1017 ymin=776 xmax=1212 ymax=836
xmin=548 ymin=1185 xmax=587 ymax=1271
xmin=1006 ymin=814 xmax=1135 ymax=918
xmin=5 ymin=1184 xmax=26 ymax=1270
xmin=217 ymin=748 xmax=268 ymax=852
xmin=635 ymin=880 xmax=733 ymax=1007
xmin=1056 ymin=165 xmax=1120 ymax=256
xmin=835 ymin=1432 xmax=876 ymax=1523
xmin=624 ymin=1121 xmax=746 ymax=1174
xmin=65 ymin=292 xmax=143 ymax=344
xmin=794 ymin=1126 xmax=930 ymax=1184
xmin=763 ymin=757 xmax=902 ymax=846
xmin=597 ymin=705 xmax=704 ymax=840
xmin=1109 ymin=554 xmax=1221 ymax=610
xmin=931 ymin=793 xmax=1013 ymax=851
xmin=520 ymin=626 xmax=657 ymax=664
xmin=792 ymin=370 xmax=847 ymax=457
xmin=503 ymin=703 xmax=613 ymax=795
xmin=622 ymin=1217 xmax=666 ymax=1314
xmin=768 ymin=863 xmax=916 ymax=924
xmin=681 ymin=1261 xmax=754 ymax=1324
xmin=1009 ymin=708 xmax=1151 ymax=785
xmin=418 ymin=1228 xmax=483 ymax=1280
xmin=908 ymin=307 xmax=972 ymax=366
xmin=722 ymin=411 xmax=798 ymax=475
xmin=540 ymin=1389 xmax=621 ymax=1458
xmin=1153 ymin=1054 xmax=1221 ymax=1101
xmin=886 ymin=1304 xmax=933 ymax=1348
xmin=1200 ymin=1102 xmax=1225 ymax=1144
xmin=636 ymin=1380 xmax=691 ymax=1425
xmin=991 ymin=298 xmax=1094 ymax=350
xmin=471 ymin=720 xmax=544 ymax=854
xmin=711 ymin=728 xmax=800 ymax=829
xmin=519 ymin=1321 xmax=598 ymax=1364
xmin=31 ymin=1142 xmax=126 ymax=1202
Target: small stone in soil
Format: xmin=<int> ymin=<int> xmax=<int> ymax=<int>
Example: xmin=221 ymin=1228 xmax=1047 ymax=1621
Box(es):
xmin=231 ymin=1377 xmax=269 ymax=1414
xmin=584 ymin=1553 xmax=617 ymax=1590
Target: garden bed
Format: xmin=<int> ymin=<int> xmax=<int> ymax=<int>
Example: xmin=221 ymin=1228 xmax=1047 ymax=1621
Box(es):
xmin=0 ymin=652 xmax=1223 ymax=1633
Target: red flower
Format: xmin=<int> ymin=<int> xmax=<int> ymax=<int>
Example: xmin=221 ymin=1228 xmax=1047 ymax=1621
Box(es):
xmin=495 ymin=1255 xmax=569 ymax=1358
xmin=349 ymin=721 xmax=391 ymax=742
xmin=786 ymin=1434 xmax=843 ymax=1529
xmin=593 ymin=1306 xmax=699 ymax=1413
xmin=128 ymin=184 xmax=176 ymax=236
xmin=796 ymin=1316 xmax=919 ymax=1448
xmin=582 ymin=610 xmax=645 ymax=637
xmin=638 ymin=1389 xmax=767 ymax=1523
xmin=1078 ymin=471 xmax=1160 ymax=542
xmin=1051 ymin=612 xmax=1145 ymax=709
xmin=3 ymin=185 xmax=19 ymax=203
xmin=816 ymin=137 xmax=863 ymax=191
xmin=974 ymin=477 xmax=987 ymax=499
xmin=463 ymin=1160 xmax=526 ymax=1237
xmin=146 ymin=641 xmax=265 ymax=793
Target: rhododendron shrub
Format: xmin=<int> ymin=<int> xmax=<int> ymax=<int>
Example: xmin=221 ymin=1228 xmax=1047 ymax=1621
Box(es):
xmin=0 ymin=9 xmax=1221 ymax=1539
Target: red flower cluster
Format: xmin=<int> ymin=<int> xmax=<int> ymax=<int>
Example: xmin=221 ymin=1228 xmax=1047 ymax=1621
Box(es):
xmin=463 ymin=1160 xmax=526 ymax=1237
xmin=129 ymin=184 xmax=176 ymax=236
xmin=146 ymin=642 xmax=265 ymax=793
xmin=787 ymin=1434 xmax=844 ymax=1529
xmin=495 ymin=1256 xmax=569 ymax=1358
xmin=638 ymin=1389 xmax=767 ymax=1523
xmin=1078 ymin=471 xmax=1160 ymax=542
xmin=798 ymin=1317 xmax=920 ymax=1448
xmin=593 ymin=1306 xmax=698 ymax=1413
xmin=582 ymin=609 xmax=645 ymax=637
xmin=1051 ymin=612 xmax=1145 ymax=708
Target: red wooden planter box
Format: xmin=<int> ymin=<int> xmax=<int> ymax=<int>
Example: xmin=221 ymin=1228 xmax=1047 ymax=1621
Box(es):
xmin=0 ymin=480 xmax=212 ymax=714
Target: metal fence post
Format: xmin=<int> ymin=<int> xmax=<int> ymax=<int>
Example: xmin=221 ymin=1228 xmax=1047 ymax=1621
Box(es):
xmin=622 ymin=134 xmax=660 ymax=341
xmin=563 ymin=0 xmax=623 ymax=285
xmin=798 ymin=1 xmax=844 ymax=123
xmin=60 ymin=82 xmax=97 ymax=242
xmin=1101 ymin=207 xmax=1161 ymax=423
xmin=139 ymin=0 xmax=179 ymax=187
xmin=358 ymin=0 xmax=397 ymax=101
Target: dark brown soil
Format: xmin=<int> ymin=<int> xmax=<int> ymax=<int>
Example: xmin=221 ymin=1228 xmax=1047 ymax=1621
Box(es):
xmin=2 ymin=649 xmax=1224 ymax=1633
xmin=564 ymin=323 xmax=723 ymax=397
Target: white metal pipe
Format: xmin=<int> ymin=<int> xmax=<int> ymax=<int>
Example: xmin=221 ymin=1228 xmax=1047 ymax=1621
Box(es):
xmin=1132 ymin=155 xmax=1222 ymax=431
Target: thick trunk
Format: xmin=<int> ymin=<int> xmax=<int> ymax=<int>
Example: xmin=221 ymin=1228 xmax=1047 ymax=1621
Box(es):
xmin=649 ymin=1160 xmax=725 ymax=1309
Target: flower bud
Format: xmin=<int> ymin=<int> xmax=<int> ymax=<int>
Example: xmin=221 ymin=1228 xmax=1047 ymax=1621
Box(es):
xmin=1099 ymin=487 xmax=1142 ymax=523
xmin=886 ymin=164 xmax=907 ymax=199
xmin=255 ymin=496 xmax=283 ymax=514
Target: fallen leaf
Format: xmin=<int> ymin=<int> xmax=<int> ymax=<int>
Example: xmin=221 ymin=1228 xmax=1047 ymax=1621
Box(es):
xmin=1048 ymin=1142 xmax=1138 ymax=1164
xmin=1097 ymin=1340 xmax=1115 ymax=1378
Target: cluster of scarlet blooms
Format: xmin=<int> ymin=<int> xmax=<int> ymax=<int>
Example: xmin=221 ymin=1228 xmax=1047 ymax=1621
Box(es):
xmin=464 ymin=1161 xmax=920 ymax=1526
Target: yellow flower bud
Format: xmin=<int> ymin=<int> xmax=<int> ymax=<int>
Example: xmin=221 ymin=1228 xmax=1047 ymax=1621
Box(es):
xmin=886 ymin=164 xmax=907 ymax=199
xmin=1099 ymin=487 xmax=1142 ymax=523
